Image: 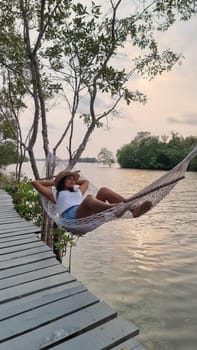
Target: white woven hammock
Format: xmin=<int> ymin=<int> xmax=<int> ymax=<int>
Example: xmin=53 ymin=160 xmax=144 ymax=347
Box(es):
xmin=41 ymin=146 xmax=197 ymax=235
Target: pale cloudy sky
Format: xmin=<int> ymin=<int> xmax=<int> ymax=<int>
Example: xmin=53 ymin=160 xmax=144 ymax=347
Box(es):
xmin=24 ymin=5 xmax=197 ymax=160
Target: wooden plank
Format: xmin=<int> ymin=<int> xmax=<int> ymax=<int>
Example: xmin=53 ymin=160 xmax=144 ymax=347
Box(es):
xmin=0 ymin=214 xmax=20 ymax=219
xmin=0 ymin=302 xmax=117 ymax=350
xmin=0 ymin=219 xmax=38 ymax=227
xmin=0 ymin=189 xmax=12 ymax=196
xmin=0 ymin=207 xmax=15 ymax=211
xmin=0 ymin=291 xmax=98 ymax=342
xmin=0 ymin=244 xmax=50 ymax=262
xmin=0 ymin=201 xmax=14 ymax=205
xmin=0 ymin=227 xmax=40 ymax=237
xmin=0 ymin=205 xmax=14 ymax=209
xmin=0 ymin=217 xmax=21 ymax=223
xmin=0 ymin=222 xmax=40 ymax=236
xmin=0 ymin=197 xmax=12 ymax=204
xmin=0 ymin=194 xmax=12 ymax=199
xmin=0 ymin=206 xmax=17 ymax=210
xmin=0 ymin=221 xmax=38 ymax=232
xmin=0 ymin=281 xmax=86 ymax=321
xmin=50 ymin=318 xmax=139 ymax=350
xmin=0 ymin=234 xmax=40 ymax=247
xmin=0 ymin=257 xmax=58 ymax=280
xmin=0 ymin=201 xmax=14 ymax=204
xmin=0 ymin=264 xmax=66 ymax=289
xmin=0 ymin=208 xmax=18 ymax=212
xmin=0 ymin=251 xmax=55 ymax=270
xmin=0 ymin=211 xmax=17 ymax=216
xmin=111 ymin=338 xmax=147 ymax=350
xmin=0 ymin=272 xmax=76 ymax=303
xmin=0 ymin=198 xmax=12 ymax=203
xmin=0 ymin=211 xmax=20 ymax=217
xmin=0 ymin=204 xmax=13 ymax=208
xmin=0 ymin=240 xmax=46 ymax=255
xmin=0 ymin=218 xmax=29 ymax=225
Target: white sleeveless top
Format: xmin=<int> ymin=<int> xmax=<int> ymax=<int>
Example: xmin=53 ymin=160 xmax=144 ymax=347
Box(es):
xmin=52 ymin=188 xmax=83 ymax=214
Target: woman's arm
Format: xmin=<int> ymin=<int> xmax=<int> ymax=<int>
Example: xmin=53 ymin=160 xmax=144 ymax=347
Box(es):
xmin=76 ymin=179 xmax=89 ymax=195
xmin=32 ymin=179 xmax=55 ymax=203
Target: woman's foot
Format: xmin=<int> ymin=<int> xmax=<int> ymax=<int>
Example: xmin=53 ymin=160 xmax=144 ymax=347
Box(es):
xmin=131 ymin=200 xmax=152 ymax=218
xmin=114 ymin=200 xmax=152 ymax=218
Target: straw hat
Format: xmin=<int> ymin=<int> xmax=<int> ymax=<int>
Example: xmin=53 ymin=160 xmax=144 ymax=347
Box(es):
xmin=54 ymin=170 xmax=80 ymax=188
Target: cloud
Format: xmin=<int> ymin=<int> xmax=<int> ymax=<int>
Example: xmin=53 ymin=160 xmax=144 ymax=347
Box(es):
xmin=168 ymin=113 xmax=197 ymax=125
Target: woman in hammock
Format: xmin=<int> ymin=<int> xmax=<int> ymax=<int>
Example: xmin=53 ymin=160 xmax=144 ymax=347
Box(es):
xmin=32 ymin=169 xmax=152 ymax=220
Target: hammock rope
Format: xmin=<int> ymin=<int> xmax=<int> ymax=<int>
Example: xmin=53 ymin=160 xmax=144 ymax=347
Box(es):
xmin=40 ymin=146 xmax=197 ymax=235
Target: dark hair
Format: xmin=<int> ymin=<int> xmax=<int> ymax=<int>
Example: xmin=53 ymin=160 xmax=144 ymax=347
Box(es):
xmin=56 ymin=176 xmax=75 ymax=197
xmin=56 ymin=177 xmax=66 ymax=192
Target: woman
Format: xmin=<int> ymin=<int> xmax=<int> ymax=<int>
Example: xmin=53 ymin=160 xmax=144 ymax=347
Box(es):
xmin=32 ymin=170 xmax=152 ymax=220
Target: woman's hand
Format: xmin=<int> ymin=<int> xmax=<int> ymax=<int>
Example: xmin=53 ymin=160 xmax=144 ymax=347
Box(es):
xmin=76 ymin=179 xmax=89 ymax=195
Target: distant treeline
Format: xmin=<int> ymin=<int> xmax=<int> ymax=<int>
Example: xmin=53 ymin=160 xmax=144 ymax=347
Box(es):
xmin=117 ymin=132 xmax=197 ymax=171
xmin=35 ymin=157 xmax=98 ymax=163
xmin=78 ymin=157 xmax=97 ymax=163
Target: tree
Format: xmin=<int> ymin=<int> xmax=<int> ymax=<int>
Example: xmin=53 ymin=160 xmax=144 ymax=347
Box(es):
xmin=1 ymin=1 xmax=197 ymax=177
xmin=97 ymin=147 xmax=115 ymax=167
xmin=117 ymin=132 xmax=197 ymax=170
xmin=0 ymin=118 xmax=18 ymax=168
xmin=0 ymin=142 xmax=18 ymax=168
xmin=0 ymin=0 xmax=197 ymax=245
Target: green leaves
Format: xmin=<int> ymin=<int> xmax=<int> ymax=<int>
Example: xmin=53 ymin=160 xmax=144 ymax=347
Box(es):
xmin=117 ymin=132 xmax=197 ymax=170
xmin=6 ymin=177 xmax=43 ymax=226
xmin=0 ymin=117 xmax=18 ymax=167
xmin=53 ymin=227 xmax=78 ymax=255
xmin=154 ymin=0 xmax=197 ymax=21
xmin=0 ymin=141 xmax=18 ymax=167
xmin=134 ymin=50 xmax=182 ymax=80
xmin=122 ymin=88 xmax=147 ymax=105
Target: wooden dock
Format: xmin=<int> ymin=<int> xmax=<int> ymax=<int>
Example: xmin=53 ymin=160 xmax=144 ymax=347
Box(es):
xmin=0 ymin=189 xmax=146 ymax=350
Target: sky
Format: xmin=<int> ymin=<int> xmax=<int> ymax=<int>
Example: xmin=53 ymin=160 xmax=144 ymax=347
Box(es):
xmin=22 ymin=3 xmax=197 ymax=160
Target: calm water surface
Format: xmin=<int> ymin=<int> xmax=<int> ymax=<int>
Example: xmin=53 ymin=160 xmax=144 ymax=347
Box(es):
xmin=7 ymin=162 xmax=197 ymax=350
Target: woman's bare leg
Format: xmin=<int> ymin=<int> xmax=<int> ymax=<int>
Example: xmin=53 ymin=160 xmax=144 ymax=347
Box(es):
xmin=76 ymin=194 xmax=118 ymax=218
xmin=96 ymin=187 xmax=125 ymax=203
xmin=76 ymin=188 xmax=153 ymax=219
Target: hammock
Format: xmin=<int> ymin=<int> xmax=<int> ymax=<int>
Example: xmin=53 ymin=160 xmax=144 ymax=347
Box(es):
xmin=41 ymin=146 xmax=197 ymax=235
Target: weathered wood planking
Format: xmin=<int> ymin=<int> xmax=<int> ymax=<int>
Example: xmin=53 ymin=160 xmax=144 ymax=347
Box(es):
xmin=0 ymin=239 xmax=49 ymax=255
xmin=0 ymin=189 xmax=146 ymax=350
xmin=0 ymin=250 xmax=56 ymax=270
xmin=0 ymin=226 xmax=41 ymax=237
xmin=0 ymin=264 xmax=67 ymax=289
xmin=0 ymin=281 xmax=87 ymax=321
xmin=0 ymin=234 xmax=42 ymax=247
xmin=0 ymin=244 xmax=51 ymax=262
xmin=0 ymin=272 xmax=76 ymax=303
xmin=0 ymin=222 xmax=40 ymax=233
xmin=0 ymin=257 xmax=60 ymax=279
xmin=50 ymin=318 xmax=142 ymax=350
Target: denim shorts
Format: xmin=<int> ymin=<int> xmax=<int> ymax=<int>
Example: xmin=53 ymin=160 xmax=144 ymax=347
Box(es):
xmin=61 ymin=205 xmax=79 ymax=220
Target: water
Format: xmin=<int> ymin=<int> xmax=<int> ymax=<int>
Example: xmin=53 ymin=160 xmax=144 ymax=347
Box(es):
xmin=7 ymin=162 xmax=197 ymax=350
